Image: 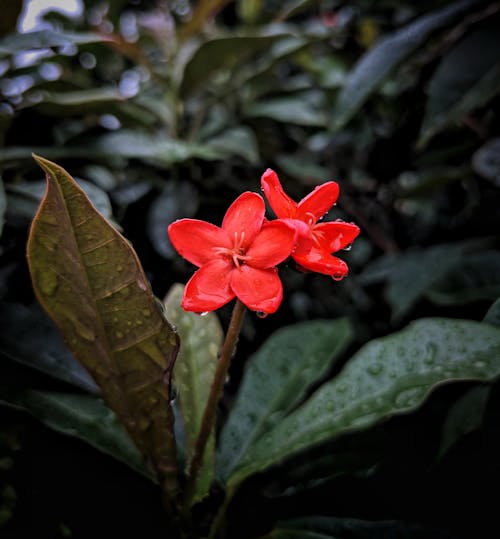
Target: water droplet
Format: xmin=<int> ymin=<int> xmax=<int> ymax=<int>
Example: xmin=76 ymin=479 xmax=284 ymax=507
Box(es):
xmin=337 ymin=383 xmax=347 ymax=393
xmin=368 ymin=362 xmax=383 ymax=376
xmin=142 ymin=309 xmax=151 ymax=317
xmin=199 ymin=311 xmax=209 ymax=317
xmin=116 ymin=331 xmax=124 ymax=338
xmin=424 ymin=342 xmax=437 ymax=365
xmin=72 ymin=320 xmax=95 ymax=342
xmin=41 ymin=213 xmax=58 ymax=225
xmin=38 ymin=270 xmax=59 ymax=296
xmin=475 ymin=360 xmax=487 ymax=369
xmin=256 ymin=311 xmax=268 ymax=319
xmin=332 ymin=273 xmax=344 ymax=281
xmin=395 ymin=388 xmax=423 ymax=408
xmin=116 ymin=265 xmax=123 ymax=272
xmin=343 ymin=243 xmax=353 ymax=251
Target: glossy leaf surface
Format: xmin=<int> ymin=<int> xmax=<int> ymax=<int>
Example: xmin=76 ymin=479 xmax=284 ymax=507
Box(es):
xmin=217 ymin=318 xmax=354 ymax=481
xmin=26 ymin=156 xmax=180 ymax=504
xmin=227 ymin=318 xmax=500 ymax=486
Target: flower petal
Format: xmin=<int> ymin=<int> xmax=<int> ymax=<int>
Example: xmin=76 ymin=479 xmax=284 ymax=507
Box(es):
xmin=222 ymin=192 xmax=265 ymax=248
xmin=245 ymin=220 xmax=296 ymax=269
xmin=296 ymin=181 xmax=339 ymax=222
xmin=261 ymin=169 xmax=297 ymax=218
xmin=230 ymin=265 xmax=283 ymax=313
xmin=313 ymin=221 xmax=360 ymax=252
xmin=293 ymin=247 xmax=349 ymax=277
xmin=168 ymin=219 xmax=231 ymax=267
xmin=182 ymin=259 xmax=235 ymax=312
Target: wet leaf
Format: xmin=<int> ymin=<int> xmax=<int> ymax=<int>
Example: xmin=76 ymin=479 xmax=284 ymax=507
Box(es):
xmin=164 ymin=284 xmax=223 ymax=501
xmin=26 ymin=156 xmax=180 ymax=507
xmin=330 ymin=0 xmax=484 ymax=132
xmin=419 ymin=17 xmax=500 ymax=147
xmin=0 ymin=302 xmax=98 ymax=393
xmin=227 ymin=318 xmax=500 ymax=486
xmin=0 ymin=389 xmax=149 ymax=478
xmin=217 ymin=318 xmax=354 ymax=481
xmin=147 ymin=183 xmax=199 ymax=259
xmin=438 ymin=385 xmax=491 ymax=459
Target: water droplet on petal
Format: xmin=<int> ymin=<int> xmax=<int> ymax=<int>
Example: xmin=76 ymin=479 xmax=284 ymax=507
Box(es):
xmin=332 ymin=273 xmax=344 ymax=281
xmin=343 ymin=243 xmax=352 ymax=251
xmin=256 ymin=311 xmax=268 ymax=319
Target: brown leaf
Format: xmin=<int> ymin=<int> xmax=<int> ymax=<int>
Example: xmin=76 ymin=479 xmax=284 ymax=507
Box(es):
xmin=27 ymin=155 xmax=180 ymax=508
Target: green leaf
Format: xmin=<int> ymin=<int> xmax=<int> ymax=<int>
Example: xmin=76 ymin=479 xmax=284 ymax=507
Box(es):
xmin=26 ymin=156 xmax=180 ymax=507
xmin=438 ymin=385 xmax=490 ymax=459
xmin=330 ymin=0 xmax=485 ymax=132
xmin=204 ymin=126 xmax=260 ymax=164
xmin=227 ymin=318 xmax=500 ymax=486
xmin=484 ymin=298 xmax=500 ymax=327
xmin=147 ymin=183 xmax=199 ymax=259
xmin=267 ymin=515 xmax=451 ymax=539
xmin=32 ymin=87 xmax=125 ymax=114
xmin=244 ymin=96 xmax=326 ymax=127
xmin=179 ymin=35 xmax=281 ymax=97
xmin=164 ymin=284 xmax=223 ymax=501
xmin=6 ymin=178 xmax=113 ymax=224
xmin=0 ymin=29 xmax=110 ymax=55
xmin=0 ymin=302 xmax=98 ymax=393
xmin=0 ymin=389 xmax=149 ymax=478
xmin=217 ymin=318 xmax=354 ymax=481
xmin=419 ymin=18 xmax=500 ymax=147
xmin=426 ymin=250 xmax=500 ymax=306
xmin=0 ymin=131 xmax=221 ymax=167
xmin=360 ymin=244 xmax=465 ymax=321
xmin=0 ymin=177 xmax=5 ymax=238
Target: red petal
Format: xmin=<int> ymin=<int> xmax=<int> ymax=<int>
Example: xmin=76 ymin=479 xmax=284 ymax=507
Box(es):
xmin=296 ymin=181 xmax=339 ymax=222
xmin=182 ymin=259 xmax=235 ymax=312
xmin=293 ymin=247 xmax=349 ymax=277
xmin=230 ymin=265 xmax=283 ymax=313
xmin=245 ymin=220 xmax=296 ymax=269
xmin=312 ymin=221 xmax=360 ymax=252
xmin=168 ymin=219 xmax=231 ymax=267
xmin=261 ymin=169 xmax=297 ymax=218
xmin=222 ymin=192 xmax=265 ymax=248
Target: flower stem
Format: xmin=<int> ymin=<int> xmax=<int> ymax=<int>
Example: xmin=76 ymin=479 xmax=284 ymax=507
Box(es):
xmin=184 ymin=299 xmax=247 ymax=506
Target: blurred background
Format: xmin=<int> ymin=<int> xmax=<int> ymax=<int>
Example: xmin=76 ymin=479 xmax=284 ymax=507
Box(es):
xmin=1 ymin=0 xmax=499 ymax=537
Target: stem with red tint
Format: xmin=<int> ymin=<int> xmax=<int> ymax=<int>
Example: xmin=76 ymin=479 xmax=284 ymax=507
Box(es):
xmin=184 ymin=299 xmax=247 ymax=506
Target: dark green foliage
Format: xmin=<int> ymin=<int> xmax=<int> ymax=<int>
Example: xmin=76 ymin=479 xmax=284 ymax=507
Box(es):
xmin=1 ymin=1 xmax=500 ymax=538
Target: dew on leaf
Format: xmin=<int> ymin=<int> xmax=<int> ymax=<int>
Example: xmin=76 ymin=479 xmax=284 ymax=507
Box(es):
xmin=38 ymin=270 xmax=59 ymax=296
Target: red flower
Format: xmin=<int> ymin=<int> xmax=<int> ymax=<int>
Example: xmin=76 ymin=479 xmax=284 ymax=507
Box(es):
xmin=168 ymin=192 xmax=296 ymax=314
xmin=261 ymin=169 xmax=360 ymax=279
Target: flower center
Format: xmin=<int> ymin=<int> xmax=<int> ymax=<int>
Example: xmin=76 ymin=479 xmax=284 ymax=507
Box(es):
xmin=213 ymin=231 xmax=251 ymax=268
